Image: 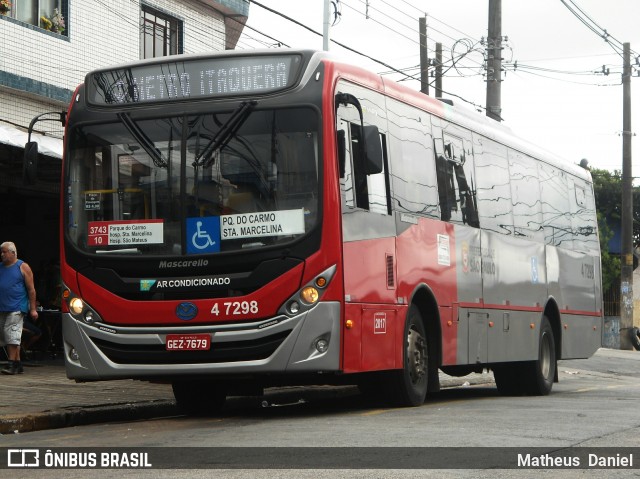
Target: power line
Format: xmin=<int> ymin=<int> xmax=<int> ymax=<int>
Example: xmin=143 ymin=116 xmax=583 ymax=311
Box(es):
xmin=508 ymin=68 xmax=622 ymax=87
xmin=248 ymin=0 xmax=421 ymax=83
xmin=250 ymin=0 xmax=487 ymax=88
xmin=559 ymin=0 xmax=639 ymax=60
xmin=340 ymin=0 xmax=420 ymax=48
xmin=393 ymin=0 xmax=481 ymax=44
xmin=241 ymin=1 xmax=635 ymax=115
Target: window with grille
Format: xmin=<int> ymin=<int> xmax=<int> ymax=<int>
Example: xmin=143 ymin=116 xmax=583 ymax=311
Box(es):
xmin=140 ymin=6 xmax=182 ymax=59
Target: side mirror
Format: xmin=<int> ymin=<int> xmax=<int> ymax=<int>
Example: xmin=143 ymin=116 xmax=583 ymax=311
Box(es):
xmin=335 ymin=93 xmax=383 ymax=175
xmin=23 ymin=141 xmax=39 ymax=185
xmin=363 ymin=125 xmax=383 ymax=175
xmin=22 ymin=111 xmax=66 ymax=185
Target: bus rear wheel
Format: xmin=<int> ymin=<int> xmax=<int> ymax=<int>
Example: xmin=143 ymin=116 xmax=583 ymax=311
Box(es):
xmin=172 ymin=379 xmax=227 ymax=415
xmin=386 ymin=304 xmax=429 ymax=406
xmin=494 ymin=316 xmax=556 ymax=396
xmin=524 ymin=316 xmax=556 ymax=395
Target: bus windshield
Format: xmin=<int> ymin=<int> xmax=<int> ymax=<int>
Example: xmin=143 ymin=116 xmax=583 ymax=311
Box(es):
xmin=66 ymin=107 xmax=319 ymax=255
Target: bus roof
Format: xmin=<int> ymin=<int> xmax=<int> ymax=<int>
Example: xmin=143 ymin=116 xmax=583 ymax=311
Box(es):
xmin=83 ymin=48 xmax=592 ymax=183
xmin=312 ymin=50 xmax=593 ymax=183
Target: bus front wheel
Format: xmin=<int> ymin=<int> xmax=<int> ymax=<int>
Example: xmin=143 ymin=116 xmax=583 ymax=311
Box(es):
xmin=172 ymin=379 xmax=227 ymax=415
xmin=387 ymin=304 xmax=429 ymax=406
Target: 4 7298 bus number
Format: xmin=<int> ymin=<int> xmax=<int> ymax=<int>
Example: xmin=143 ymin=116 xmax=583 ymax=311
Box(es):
xmin=211 ymin=301 xmax=259 ymax=317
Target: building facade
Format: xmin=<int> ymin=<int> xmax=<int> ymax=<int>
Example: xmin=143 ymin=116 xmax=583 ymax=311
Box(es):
xmin=0 ymin=0 xmax=248 ymax=307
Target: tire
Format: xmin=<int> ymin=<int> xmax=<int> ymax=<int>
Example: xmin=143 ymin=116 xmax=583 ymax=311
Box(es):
xmin=172 ymin=379 xmax=227 ymax=416
xmin=524 ymin=316 xmax=556 ymax=395
xmin=386 ymin=304 xmax=429 ymax=406
xmin=494 ymin=316 xmax=556 ymax=396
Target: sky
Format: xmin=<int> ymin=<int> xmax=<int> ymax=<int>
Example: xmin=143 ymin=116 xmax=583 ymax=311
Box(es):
xmin=236 ymin=0 xmax=640 ymax=174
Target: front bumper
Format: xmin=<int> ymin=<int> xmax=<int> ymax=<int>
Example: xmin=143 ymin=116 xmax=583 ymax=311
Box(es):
xmin=62 ymin=301 xmax=341 ymax=380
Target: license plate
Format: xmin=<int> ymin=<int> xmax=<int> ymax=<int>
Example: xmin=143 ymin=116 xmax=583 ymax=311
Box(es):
xmin=166 ymin=334 xmax=211 ymax=351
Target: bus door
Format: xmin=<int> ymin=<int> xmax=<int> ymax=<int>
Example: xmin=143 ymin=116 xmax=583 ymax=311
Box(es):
xmin=335 ymin=82 xmax=395 ymax=372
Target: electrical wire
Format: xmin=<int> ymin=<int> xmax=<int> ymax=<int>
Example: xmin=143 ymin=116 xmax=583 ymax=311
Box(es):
xmin=508 ymin=68 xmax=622 ymax=87
xmin=248 ymin=0 xmax=421 ymax=83
xmin=340 ymin=0 xmax=421 ymax=48
xmin=73 ymin=1 xmax=640 ymax=122
xmin=559 ymin=0 xmax=639 ymax=60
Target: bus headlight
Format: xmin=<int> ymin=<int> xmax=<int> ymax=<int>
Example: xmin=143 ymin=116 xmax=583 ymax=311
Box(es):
xmin=69 ymin=297 xmax=84 ymax=315
xmin=63 ymin=284 xmax=103 ymax=326
xmin=279 ymin=265 xmax=337 ymax=317
xmin=301 ymin=286 xmax=319 ymax=304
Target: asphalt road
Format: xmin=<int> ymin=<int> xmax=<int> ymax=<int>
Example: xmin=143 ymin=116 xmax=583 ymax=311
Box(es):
xmin=3 ymin=348 xmax=640 ymax=479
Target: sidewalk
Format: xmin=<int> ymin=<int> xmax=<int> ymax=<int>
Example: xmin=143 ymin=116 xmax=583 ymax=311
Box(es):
xmin=0 ymin=358 xmax=177 ymax=435
xmin=0 ymin=357 xmax=495 ymax=435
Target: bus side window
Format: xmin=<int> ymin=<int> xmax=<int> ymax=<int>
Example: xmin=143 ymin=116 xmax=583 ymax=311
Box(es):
xmin=539 ymin=162 xmax=572 ymax=247
xmin=434 ymin=138 xmax=455 ymax=221
xmin=338 ymin=121 xmax=355 ymax=209
xmin=434 ymin=135 xmax=479 ymax=227
xmin=570 ymin=179 xmax=598 ymax=253
xmin=509 ymin=151 xmax=543 ymax=241
xmin=474 ymin=137 xmax=513 ymax=235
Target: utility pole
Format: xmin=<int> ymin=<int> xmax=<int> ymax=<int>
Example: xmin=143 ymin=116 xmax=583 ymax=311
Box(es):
xmin=435 ymin=42 xmax=443 ymax=98
xmin=323 ymin=0 xmax=331 ymax=51
xmin=485 ymin=0 xmax=502 ymax=121
xmin=419 ymin=16 xmax=429 ymax=95
xmin=620 ymin=42 xmax=634 ymax=350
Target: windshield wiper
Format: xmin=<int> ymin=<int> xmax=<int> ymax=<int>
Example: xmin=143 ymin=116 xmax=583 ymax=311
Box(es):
xmin=118 ymin=113 xmax=168 ymax=168
xmin=194 ymin=100 xmax=257 ymax=169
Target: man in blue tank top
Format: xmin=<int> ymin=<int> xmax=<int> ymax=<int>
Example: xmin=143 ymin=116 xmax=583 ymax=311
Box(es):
xmin=0 ymin=242 xmax=38 ymax=375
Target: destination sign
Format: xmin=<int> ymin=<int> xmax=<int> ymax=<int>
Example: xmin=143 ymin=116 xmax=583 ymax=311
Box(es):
xmin=220 ymin=209 xmax=305 ymax=240
xmin=86 ymin=54 xmax=302 ymax=106
xmin=87 ymin=220 xmax=164 ymax=246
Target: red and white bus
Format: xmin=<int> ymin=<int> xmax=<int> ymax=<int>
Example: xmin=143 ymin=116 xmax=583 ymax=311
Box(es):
xmin=53 ymin=49 xmax=601 ymax=411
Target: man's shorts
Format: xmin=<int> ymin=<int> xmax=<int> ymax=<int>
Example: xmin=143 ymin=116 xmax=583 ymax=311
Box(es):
xmin=0 ymin=311 xmax=24 ymax=346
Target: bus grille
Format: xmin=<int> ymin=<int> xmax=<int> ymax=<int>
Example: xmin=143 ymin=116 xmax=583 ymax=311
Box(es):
xmin=91 ymin=330 xmax=291 ymax=365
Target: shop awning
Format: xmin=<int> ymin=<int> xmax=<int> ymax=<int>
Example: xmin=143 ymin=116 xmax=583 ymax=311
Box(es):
xmin=0 ymin=123 xmax=63 ymax=159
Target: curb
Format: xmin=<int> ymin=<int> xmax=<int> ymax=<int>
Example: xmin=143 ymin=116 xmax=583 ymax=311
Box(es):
xmin=0 ymin=400 xmax=178 ymax=435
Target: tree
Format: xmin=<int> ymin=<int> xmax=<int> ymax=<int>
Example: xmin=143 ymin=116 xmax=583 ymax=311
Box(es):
xmin=591 ymin=168 xmax=640 ymax=292
xmin=597 ymin=210 xmax=620 ymax=293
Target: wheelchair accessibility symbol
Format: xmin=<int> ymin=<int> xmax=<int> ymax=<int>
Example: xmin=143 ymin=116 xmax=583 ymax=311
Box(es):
xmin=186 ymin=217 xmax=220 ymax=254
